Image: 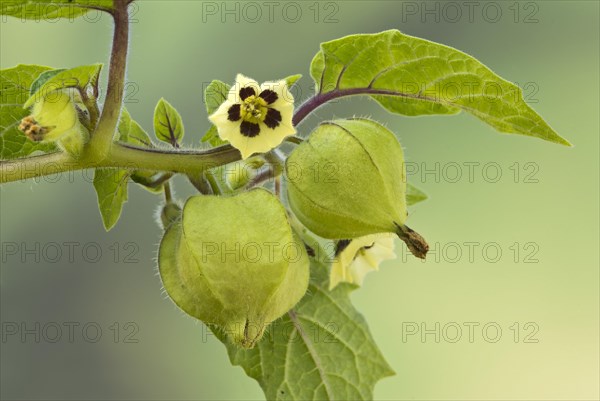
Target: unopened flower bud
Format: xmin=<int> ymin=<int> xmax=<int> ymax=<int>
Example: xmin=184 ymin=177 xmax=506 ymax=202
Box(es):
xmin=20 ymin=89 xmax=89 ymax=157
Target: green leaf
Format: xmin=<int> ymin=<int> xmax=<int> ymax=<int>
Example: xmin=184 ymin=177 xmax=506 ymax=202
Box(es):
xmin=154 ymin=98 xmax=184 ymax=147
xmin=93 ymin=168 xmax=130 ymax=231
xmin=310 ymin=30 xmax=570 ymax=146
xmin=202 ymin=80 xmax=229 ymax=147
xmin=24 ymin=64 xmax=102 ymax=107
xmin=202 ymin=125 xmax=227 ymax=147
xmin=92 ymin=108 xmax=162 ymax=230
xmin=204 ymin=79 xmax=230 ymax=115
xmin=129 ymin=172 xmax=165 ymax=193
xmin=1 ymin=0 xmax=115 ymax=20
xmin=118 ymin=108 xmax=164 ymax=193
xmin=118 ymin=108 xmax=153 ymax=147
xmin=406 ymin=183 xmax=427 ymax=206
xmin=215 ymin=258 xmax=394 ymax=400
xmin=30 ymin=69 xmax=66 ymax=96
xmin=0 ymin=64 xmax=57 ymax=159
xmin=284 ymin=74 xmax=302 ymax=88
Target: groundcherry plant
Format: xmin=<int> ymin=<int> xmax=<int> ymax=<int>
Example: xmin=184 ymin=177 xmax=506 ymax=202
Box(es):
xmin=0 ymin=1 xmax=570 ymax=400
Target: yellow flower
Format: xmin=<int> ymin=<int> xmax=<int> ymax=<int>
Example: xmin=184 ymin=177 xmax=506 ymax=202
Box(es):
xmin=208 ymin=74 xmax=296 ymax=159
xmin=329 ymin=234 xmax=396 ymax=290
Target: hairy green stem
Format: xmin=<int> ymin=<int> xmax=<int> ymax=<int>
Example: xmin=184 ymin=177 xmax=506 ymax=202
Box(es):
xmin=292 ymin=88 xmax=428 ymax=126
xmin=274 ymin=176 xmax=281 ymax=196
xmin=247 ymin=165 xmax=279 ymax=189
xmin=163 ymin=182 xmax=173 ymax=203
xmin=187 ymin=173 xmax=214 ymax=195
xmin=263 ymin=149 xmax=286 ymax=175
xmin=88 ymin=0 xmax=130 ymax=157
xmin=204 ymin=170 xmax=225 ymax=195
xmin=0 ymin=152 xmax=76 ymax=183
xmin=285 ymin=136 xmax=304 ymax=145
xmin=0 ymin=144 xmax=241 ymax=184
xmin=132 ymin=171 xmax=173 ymax=187
xmin=110 ymin=143 xmax=240 ymax=173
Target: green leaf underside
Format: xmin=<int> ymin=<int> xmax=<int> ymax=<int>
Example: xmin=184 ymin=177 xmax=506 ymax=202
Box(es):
xmin=93 ymin=168 xmax=129 ymax=231
xmin=0 ymin=64 xmax=57 ymax=159
xmin=310 ymin=30 xmax=569 ymax=146
xmin=214 ymin=258 xmax=394 ymax=401
xmin=406 ymin=183 xmax=427 ymax=206
xmin=1 ymin=0 xmax=115 ymax=20
xmin=154 ymin=98 xmax=184 ymax=147
xmin=24 ymin=64 xmax=102 ymax=108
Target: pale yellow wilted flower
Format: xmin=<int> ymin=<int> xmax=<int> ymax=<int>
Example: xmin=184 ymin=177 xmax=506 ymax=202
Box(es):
xmin=329 ymin=234 xmax=396 ymax=290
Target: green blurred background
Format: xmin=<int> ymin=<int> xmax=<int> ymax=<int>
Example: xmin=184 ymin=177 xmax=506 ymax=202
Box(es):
xmin=1 ymin=1 xmax=598 ymax=400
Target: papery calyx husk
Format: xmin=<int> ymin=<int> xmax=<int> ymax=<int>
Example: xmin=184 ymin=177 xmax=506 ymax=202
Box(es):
xmin=285 ymin=118 xmax=428 ymax=259
xmin=158 ymin=189 xmax=309 ymax=348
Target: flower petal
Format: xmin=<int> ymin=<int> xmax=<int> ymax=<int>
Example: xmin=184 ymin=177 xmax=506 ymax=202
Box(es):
xmin=277 ymin=102 xmax=295 ymax=132
xmin=258 ymin=89 xmax=278 ymax=104
xmin=329 ymin=234 xmax=396 ymax=290
xmin=259 ymin=79 xmax=294 ymax=108
xmin=209 ymin=100 xmax=241 ymax=143
xmin=260 ymin=123 xmax=295 ymax=149
xmin=228 ymin=74 xmax=261 ymax=103
xmin=228 ymin=130 xmax=270 ymax=159
xmin=258 ymin=80 xmax=297 ymax=147
xmin=227 ymin=104 xmax=241 ymax=121
xmin=263 ymin=108 xmax=282 ymax=129
xmin=209 ymin=99 xmax=235 ymax=128
xmin=261 ymin=101 xmax=296 ymax=147
xmin=240 ymin=121 xmax=261 ymax=137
